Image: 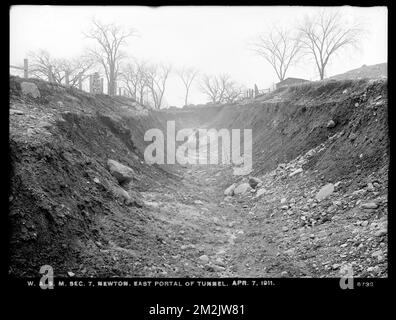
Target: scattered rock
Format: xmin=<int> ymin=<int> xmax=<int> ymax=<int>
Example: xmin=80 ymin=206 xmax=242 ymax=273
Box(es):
xmin=199 ymin=255 xmax=209 ymax=263
xmin=212 ymin=265 xmax=226 ymax=272
xmin=112 ymin=186 xmax=131 ymax=201
xmin=367 ymin=182 xmax=375 ymax=191
xmin=21 ymin=82 xmax=41 ymax=98
xmin=367 ymin=266 xmax=379 ymax=273
xmin=371 ymin=250 xmax=384 ymax=261
xmin=248 ymin=177 xmax=262 ymax=189
xmin=214 ymin=258 xmax=226 ymax=267
xmin=233 ymin=183 xmax=252 ymax=195
xmin=280 ymin=197 xmax=287 ymax=204
xmin=224 ymin=183 xmax=236 ymax=196
xmin=349 ymin=133 xmax=357 ymax=141
xmin=284 ymin=248 xmax=295 ymax=255
xmin=374 ymin=228 xmax=387 ymax=237
xmin=332 ymin=263 xmax=340 ymax=270
xmin=67 ymin=271 xmax=75 ymax=277
xmin=315 ymin=183 xmax=334 ymax=202
xmin=361 ymin=202 xmax=378 ymax=209
xmin=107 ymin=159 xmax=134 ymax=184
xmin=282 ymin=226 xmax=289 ymax=232
xmin=10 ymin=109 xmax=24 ymax=115
xmin=334 ymin=181 xmax=342 ymax=188
xmin=326 ymin=120 xmax=336 ymax=128
xmin=289 ymin=168 xmax=303 ymax=177
xmin=255 ymin=188 xmax=267 ymax=197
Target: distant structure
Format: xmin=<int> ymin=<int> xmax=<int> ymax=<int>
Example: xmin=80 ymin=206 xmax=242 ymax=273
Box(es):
xmin=89 ymin=72 xmax=103 ymax=94
xmin=254 ymin=84 xmax=259 ymax=97
xmin=275 ymin=77 xmax=309 ymax=89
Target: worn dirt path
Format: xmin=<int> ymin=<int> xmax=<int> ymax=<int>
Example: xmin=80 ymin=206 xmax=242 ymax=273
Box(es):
xmin=137 ymin=161 xmax=283 ymax=278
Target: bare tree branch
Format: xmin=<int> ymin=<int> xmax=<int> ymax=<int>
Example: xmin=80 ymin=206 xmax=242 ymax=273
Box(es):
xmin=199 ymin=74 xmax=242 ymax=104
xmin=298 ymin=9 xmax=365 ymax=80
xmin=84 ymin=18 xmax=137 ymax=95
xmin=177 ymin=67 xmax=199 ymax=106
xmin=145 ymin=63 xmax=172 ymax=109
xmin=28 ymin=49 xmax=94 ymax=87
xmin=250 ymin=27 xmax=302 ymax=81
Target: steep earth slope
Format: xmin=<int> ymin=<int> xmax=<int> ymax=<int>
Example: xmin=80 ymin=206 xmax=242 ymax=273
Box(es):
xmin=8 ymin=76 xmax=388 ymax=278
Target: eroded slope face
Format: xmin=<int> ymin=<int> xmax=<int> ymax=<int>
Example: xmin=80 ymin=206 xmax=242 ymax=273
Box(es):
xmin=9 ymin=76 xmax=388 ymax=278
xmin=9 ymin=77 xmax=179 ymax=276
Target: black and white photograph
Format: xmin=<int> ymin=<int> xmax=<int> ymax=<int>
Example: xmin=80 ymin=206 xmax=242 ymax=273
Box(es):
xmin=8 ymin=4 xmax=388 ymax=296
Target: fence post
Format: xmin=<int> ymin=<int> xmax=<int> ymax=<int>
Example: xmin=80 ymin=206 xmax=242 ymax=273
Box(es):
xmin=78 ymin=75 xmax=82 ymax=90
xmin=23 ymin=59 xmax=28 ymax=78
xmin=100 ymin=78 xmax=104 ymax=94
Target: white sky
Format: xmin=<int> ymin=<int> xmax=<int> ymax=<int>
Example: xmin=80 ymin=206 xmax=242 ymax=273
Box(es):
xmin=10 ymin=6 xmax=387 ymax=107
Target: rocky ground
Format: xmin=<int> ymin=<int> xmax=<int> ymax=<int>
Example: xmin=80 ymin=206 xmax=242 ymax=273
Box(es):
xmin=8 ymin=76 xmax=388 ymax=278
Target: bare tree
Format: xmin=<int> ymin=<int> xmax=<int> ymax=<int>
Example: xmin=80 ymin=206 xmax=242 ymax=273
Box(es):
xmin=199 ymin=74 xmax=219 ymax=104
xmin=120 ymin=62 xmax=139 ymax=99
xmin=145 ymin=64 xmax=172 ymax=109
xmin=177 ymin=67 xmax=198 ymax=106
xmin=223 ymin=81 xmax=245 ymax=103
xmin=85 ymin=19 xmax=136 ymax=96
xmin=199 ymin=74 xmax=232 ymax=104
xmin=28 ymin=49 xmax=93 ymax=86
xmin=120 ymin=59 xmax=151 ymax=104
xmin=251 ymin=27 xmax=302 ymax=81
xmin=298 ymin=10 xmax=364 ymax=80
xmin=136 ymin=62 xmax=151 ymax=105
xmin=28 ymin=50 xmax=57 ymax=82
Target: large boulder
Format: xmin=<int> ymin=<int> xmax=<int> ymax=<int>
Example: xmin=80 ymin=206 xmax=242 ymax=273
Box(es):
xmin=315 ymin=183 xmax=335 ymax=202
xmin=234 ymin=183 xmax=252 ymax=195
xmin=224 ymin=183 xmax=236 ymax=196
xmin=107 ymin=159 xmax=134 ymax=184
xmin=21 ymin=82 xmax=41 ymax=98
xmin=248 ymin=177 xmax=262 ymax=189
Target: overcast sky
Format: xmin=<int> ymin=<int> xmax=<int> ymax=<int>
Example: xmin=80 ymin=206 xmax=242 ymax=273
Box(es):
xmin=10 ymin=6 xmax=387 ymax=107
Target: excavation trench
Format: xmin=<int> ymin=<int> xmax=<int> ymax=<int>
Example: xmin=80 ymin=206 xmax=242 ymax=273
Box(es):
xmin=9 ymin=76 xmax=388 ymax=277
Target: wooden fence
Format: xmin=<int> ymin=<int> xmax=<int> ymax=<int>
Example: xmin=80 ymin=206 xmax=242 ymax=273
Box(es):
xmin=10 ymin=59 xmax=29 ymax=79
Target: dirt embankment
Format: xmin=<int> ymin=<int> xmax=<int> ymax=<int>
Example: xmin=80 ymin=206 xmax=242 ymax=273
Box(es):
xmin=206 ymin=79 xmax=388 ymax=186
xmin=8 ymin=76 xmax=388 ymax=277
xmin=9 ymin=76 xmax=178 ymax=276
